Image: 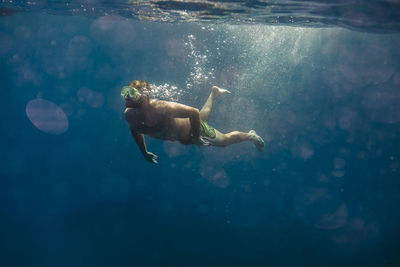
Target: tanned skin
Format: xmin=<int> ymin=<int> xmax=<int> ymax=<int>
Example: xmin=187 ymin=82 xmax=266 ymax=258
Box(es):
xmin=125 ymin=85 xmax=264 ymax=164
xmin=125 ymin=97 xmax=200 ymax=163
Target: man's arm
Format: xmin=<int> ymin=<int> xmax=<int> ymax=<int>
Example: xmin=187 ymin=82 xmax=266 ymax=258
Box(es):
xmin=130 ymin=128 xmax=158 ymax=164
xmin=157 ymin=102 xmax=201 ymax=141
xmin=188 ymin=107 xmax=200 ymax=141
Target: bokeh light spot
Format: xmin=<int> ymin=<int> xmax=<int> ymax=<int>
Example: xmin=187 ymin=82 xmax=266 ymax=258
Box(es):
xmin=334 ymin=157 xmax=346 ymax=169
xmin=86 ymin=90 xmax=105 ymax=108
xmin=26 ymin=98 xmax=69 ymax=135
xmin=294 ymin=187 xmax=348 ymax=230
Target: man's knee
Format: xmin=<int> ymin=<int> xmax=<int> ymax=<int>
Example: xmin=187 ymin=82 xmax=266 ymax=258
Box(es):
xmin=200 ymin=107 xmax=210 ymax=114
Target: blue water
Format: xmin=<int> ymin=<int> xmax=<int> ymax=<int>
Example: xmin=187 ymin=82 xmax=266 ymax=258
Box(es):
xmin=1 ymin=1 xmax=400 ymax=266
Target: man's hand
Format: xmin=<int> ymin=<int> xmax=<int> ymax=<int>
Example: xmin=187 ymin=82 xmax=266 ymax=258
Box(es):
xmin=188 ymin=133 xmax=199 ymax=144
xmin=145 ymin=152 xmax=158 ymax=164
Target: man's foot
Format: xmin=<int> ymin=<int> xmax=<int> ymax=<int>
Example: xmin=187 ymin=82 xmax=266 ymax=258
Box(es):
xmin=212 ymin=86 xmax=231 ymax=98
xmin=248 ymin=130 xmax=264 ymax=152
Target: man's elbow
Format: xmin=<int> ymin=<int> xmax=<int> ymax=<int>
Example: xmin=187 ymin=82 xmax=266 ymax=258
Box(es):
xmin=189 ymin=108 xmax=200 ymax=118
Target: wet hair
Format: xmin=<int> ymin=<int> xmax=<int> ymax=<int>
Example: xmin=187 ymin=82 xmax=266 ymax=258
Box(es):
xmin=129 ymin=80 xmax=150 ymax=93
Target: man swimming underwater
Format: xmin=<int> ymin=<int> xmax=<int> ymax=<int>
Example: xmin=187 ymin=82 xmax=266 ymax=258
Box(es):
xmin=123 ymin=80 xmax=264 ymax=164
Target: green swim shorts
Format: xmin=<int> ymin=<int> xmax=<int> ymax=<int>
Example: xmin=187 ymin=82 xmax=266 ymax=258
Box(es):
xmin=200 ymin=120 xmax=216 ymax=139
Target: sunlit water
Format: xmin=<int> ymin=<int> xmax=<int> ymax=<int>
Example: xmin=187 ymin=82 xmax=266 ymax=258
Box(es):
xmin=1 ymin=1 xmax=400 ymax=266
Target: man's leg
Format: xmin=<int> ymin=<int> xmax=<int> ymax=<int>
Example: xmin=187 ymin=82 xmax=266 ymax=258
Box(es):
xmin=211 ymin=129 xmax=264 ymax=151
xmin=200 ymin=86 xmax=230 ymax=122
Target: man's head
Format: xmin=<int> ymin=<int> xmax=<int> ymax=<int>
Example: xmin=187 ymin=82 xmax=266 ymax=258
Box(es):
xmin=121 ymin=80 xmax=151 ymax=108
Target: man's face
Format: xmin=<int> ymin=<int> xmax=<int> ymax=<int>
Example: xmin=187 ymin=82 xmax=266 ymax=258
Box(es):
xmin=125 ymin=96 xmax=143 ymax=108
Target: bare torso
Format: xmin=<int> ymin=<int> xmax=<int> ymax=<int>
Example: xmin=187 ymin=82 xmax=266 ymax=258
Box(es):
xmin=124 ymin=99 xmax=192 ymax=142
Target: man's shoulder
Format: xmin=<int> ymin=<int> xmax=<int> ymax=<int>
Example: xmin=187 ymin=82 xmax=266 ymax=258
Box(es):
xmin=150 ymin=99 xmax=195 ymax=115
xmin=151 ymin=99 xmax=172 ymax=104
xmin=151 ymin=99 xmax=179 ymax=108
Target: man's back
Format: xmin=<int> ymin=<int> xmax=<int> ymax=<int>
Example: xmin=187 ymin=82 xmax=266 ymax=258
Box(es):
xmin=125 ymin=99 xmax=193 ymax=142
